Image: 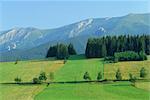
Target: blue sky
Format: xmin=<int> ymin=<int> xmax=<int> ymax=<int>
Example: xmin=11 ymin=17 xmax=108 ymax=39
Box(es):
xmin=0 ymin=0 xmax=150 ymax=30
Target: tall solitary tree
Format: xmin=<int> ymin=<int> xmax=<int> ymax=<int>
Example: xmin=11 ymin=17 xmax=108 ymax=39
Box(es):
xmin=140 ymin=67 xmax=147 ymax=78
xmin=97 ymin=72 xmax=102 ymax=81
xmin=83 ymin=72 xmax=91 ymax=81
xmin=116 ymin=69 xmax=122 ymax=80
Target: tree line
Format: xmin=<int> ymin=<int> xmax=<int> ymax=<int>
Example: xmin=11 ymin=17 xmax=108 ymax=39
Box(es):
xmin=14 ymin=67 xmax=147 ymax=84
xmin=85 ymin=35 xmax=150 ymax=58
xmin=46 ymin=43 xmax=76 ymax=59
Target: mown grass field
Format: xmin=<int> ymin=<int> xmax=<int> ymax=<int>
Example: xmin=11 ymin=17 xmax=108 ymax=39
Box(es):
xmin=35 ymin=82 xmax=149 ymax=100
xmin=0 ymin=84 xmax=44 ymax=100
xmin=54 ymin=55 xmax=103 ymax=82
xmin=0 ymin=55 xmax=150 ymax=100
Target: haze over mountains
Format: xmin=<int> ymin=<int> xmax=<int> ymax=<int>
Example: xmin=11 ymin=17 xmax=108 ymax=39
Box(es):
xmin=0 ymin=13 xmax=150 ymax=61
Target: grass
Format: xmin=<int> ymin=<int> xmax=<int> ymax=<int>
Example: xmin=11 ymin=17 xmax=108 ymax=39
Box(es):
xmin=0 ymin=60 xmax=64 ymax=100
xmin=0 ymin=55 xmax=150 ymax=100
xmin=0 ymin=60 xmax=63 ymax=83
xmin=104 ymin=60 xmax=150 ymax=80
xmin=0 ymin=84 xmax=45 ymax=100
xmin=35 ymin=82 xmax=150 ymax=100
xmin=135 ymin=82 xmax=150 ymax=91
xmin=54 ymin=55 xmax=103 ymax=82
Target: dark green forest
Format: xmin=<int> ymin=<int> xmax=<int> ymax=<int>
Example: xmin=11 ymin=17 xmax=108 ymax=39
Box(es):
xmin=46 ymin=35 xmax=150 ymax=61
xmin=85 ymin=35 xmax=150 ymax=58
xmin=46 ymin=43 xmax=76 ymax=59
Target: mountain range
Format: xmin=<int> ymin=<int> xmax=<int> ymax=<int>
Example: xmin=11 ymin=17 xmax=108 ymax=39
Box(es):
xmin=0 ymin=13 xmax=150 ymax=61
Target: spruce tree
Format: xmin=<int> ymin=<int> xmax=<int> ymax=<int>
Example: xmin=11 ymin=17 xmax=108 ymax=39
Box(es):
xmin=57 ymin=44 xmax=69 ymax=59
xmin=97 ymin=72 xmax=102 ymax=81
xmin=101 ymin=43 xmax=107 ymax=57
xmin=116 ymin=69 xmax=122 ymax=80
xmin=68 ymin=43 xmax=76 ymax=55
xmin=83 ymin=72 xmax=91 ymax=81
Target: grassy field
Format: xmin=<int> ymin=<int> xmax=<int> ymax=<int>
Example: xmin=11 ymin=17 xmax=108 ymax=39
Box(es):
xmin=35 ymin=82 xmax=149 ymax=100
xmin=0 ymin=84 xmax=44 ymax=100
xmin=0 ymin=60 xmax=64 ymax=100
xmin=54 ymin=55 xmax=103 ymax=82
xmin=104 ymin=60 xmax=150 ymax=80
xmin=135 ymin=81 xmax=150 ymax=91
xmin=0 ymin=55 xmax=150 ymax=100
xmin=0 ymin=60 xmax=63 ymax=83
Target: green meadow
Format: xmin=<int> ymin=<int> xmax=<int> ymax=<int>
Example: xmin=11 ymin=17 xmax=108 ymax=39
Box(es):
xmin=0 ymin=55 xmax=149 ymax=100
xmin=54 ymin=55 xmax=103 ymax=82
xmin=35 ymin=82 xmax=149 ymax=100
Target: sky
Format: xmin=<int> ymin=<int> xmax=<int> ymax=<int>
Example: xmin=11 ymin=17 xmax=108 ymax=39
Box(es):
xmin=0 ymin=0 xmax=150 ymax=31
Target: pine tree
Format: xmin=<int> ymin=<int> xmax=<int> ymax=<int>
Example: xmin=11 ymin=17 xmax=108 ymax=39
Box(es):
xmin=85 ymin=35 xmax=149 ymax=58
xmin=101 ymin=43 xmax=107 ymax=57
xmin=56 ymin=44 xmax=69 ymax=59
xmin=116 ymin=69 xmax=122 ymax=80
xmin=83 ymin=72 xmax=91 ymax=81
xmin=97 ymin=72 xmax=102 ymax=81
xmin=140 ymin=67 xmax=147 ymax=78
xmin=68 ymin=43 xmax=76 ymax=55
xmin=46 ymin=45 xmax=57 ymax=58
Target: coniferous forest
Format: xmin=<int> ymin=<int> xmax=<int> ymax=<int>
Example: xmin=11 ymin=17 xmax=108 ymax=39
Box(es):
xmin=85 ymin=35 xmax=150 ymax=58
xmin=46 ymin=43 xmax=76 ymax=59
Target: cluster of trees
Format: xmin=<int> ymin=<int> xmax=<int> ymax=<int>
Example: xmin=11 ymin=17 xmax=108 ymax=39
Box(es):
xmin=46 ymin=43 xmax=76 ymax=59
xmin=85 ymin=35 xmax=150 ymax=58
xmin=114 ymin=51 xmax=147 ymax=62
xmin=14 ymin=77 xmax=22 ymax=84
xmin=32 ymin=72 xmax=54 ymax=84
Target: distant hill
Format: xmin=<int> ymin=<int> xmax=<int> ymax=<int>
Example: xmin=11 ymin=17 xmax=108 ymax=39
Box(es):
xmin=0 ymin=13 xmax=150 ymax=61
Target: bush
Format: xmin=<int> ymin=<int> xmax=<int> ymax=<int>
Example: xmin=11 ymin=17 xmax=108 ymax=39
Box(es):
xmin=104 ymin=56 xmax=115 ymax=63
xmin=14 ymin=77 xmax=22 ymax=84
xmin=33 ymin=78 xmax=41 ymax=84
xmin=140 ymin=67 xmax=147 ymax=78
xmin=114 ymin=51 xmax=139 ymax=61
xmin=14 ymin=59 xmax=19 ymax=64
xmin=114 ymin=51 xmax=147 ymax=62
xmin=139 ymin=51 xmax=147 ymax=60
xmin=83 ymin=72 xmax=91 ymax=81
xmin=115 ymin=69 xmax=122 ymax=80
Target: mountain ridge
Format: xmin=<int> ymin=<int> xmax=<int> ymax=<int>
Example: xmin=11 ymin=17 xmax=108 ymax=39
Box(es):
xmin=0 ymin=13 xmax=150 ymax=61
